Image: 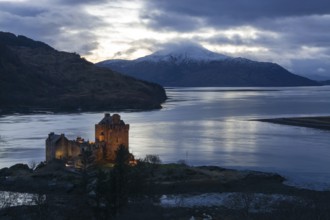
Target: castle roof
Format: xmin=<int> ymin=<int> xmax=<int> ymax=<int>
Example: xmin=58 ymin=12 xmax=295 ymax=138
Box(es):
xmin=98 ymin=113 xmax=125 ymax=125
xmin=47 ymin=132 xmax=67 ymax=144
xmin=98 ymin=113 xmax=112 ymax=125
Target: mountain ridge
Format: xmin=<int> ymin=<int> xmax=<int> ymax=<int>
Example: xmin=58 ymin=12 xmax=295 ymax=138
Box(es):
xmin=97 ymin=45 xmax=319 ymax=87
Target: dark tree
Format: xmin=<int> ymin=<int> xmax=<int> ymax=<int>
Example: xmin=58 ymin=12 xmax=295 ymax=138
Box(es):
xmin=79 ymin=148 xmax=94 ymax=191
xmin=110 ymin=145 xmax=130 ymax=214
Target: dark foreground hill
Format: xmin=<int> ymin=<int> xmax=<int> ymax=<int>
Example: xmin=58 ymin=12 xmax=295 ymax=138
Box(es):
xmin=0 ymin=31 xmax=167 ymax=113
xmin=97 ymin=45 xmax=320 ymax=87
xmin=1 ymin=161 xmax=330 ymax=219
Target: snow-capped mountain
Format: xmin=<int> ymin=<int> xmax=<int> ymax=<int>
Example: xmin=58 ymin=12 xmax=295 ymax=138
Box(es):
xmin=97 ymin=45 xmax=319 ymax=87
xmin=135 ymin=45 xmax=229 ymax=63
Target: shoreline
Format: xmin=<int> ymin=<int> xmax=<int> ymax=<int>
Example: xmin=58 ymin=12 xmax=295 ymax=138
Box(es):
xmin=255 ymin=116 xmax=330 ymax=130
xmin=1 ymin=162 xmax=330 ymax=219
xmin=0 ymin=162 xmax=326 ymax=195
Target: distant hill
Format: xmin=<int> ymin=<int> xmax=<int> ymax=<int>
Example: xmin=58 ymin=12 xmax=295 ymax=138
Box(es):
xmin=97 ymin=45 xmax=320 ymax=87
xmin=0 ymin=31 xmax=166 ymax=113
xmin=319 ymin=80 xmax=330 ymax=85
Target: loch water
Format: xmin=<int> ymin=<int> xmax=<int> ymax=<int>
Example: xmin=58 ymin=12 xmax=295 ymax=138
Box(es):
xmin=1 ymin=86 xmax=330 ymax=190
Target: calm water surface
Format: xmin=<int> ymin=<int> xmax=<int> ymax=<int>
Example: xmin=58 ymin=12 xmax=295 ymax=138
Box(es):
xmin=1 ymin=86 xmax=330 ymax=190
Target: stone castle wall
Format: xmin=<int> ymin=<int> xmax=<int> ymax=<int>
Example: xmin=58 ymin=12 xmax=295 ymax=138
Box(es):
xmin=46 ymin=113 xmax=130 ymax=163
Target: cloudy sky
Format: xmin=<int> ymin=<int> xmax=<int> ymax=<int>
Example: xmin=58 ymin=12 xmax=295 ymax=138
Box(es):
xmin=1 ymin=0 xmax=330 ymax=80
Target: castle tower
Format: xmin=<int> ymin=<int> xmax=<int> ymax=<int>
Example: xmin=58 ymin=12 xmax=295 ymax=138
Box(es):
xmin=95 ymin=113 xmax=129 ymax=161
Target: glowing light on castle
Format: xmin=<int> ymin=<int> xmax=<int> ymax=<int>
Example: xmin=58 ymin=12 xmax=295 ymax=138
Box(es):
xmin=45 ymin=113 xmax=129 ymax=164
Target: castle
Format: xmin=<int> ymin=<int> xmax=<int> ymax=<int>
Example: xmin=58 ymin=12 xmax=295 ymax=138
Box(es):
xmin=45 ymin=113 xmax=129 ymax=165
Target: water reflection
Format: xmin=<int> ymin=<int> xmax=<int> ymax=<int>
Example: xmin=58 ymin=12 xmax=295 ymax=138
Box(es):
xmin=0 ymin=191 xmax=45 ymax=208
xmin=1 ymin=87 xmax=330 ymax=189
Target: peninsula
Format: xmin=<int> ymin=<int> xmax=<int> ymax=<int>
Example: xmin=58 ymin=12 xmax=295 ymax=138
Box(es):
xmin=257 ymin=116 xmax=330 ymax=130
xmin=0 ymin=31 xmax=167 ymax=114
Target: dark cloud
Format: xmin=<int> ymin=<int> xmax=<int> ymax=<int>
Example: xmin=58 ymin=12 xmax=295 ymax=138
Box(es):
xmin=54 ymin=31 xmax=100 ymax=55
xmin=267 ymin=15 xmax=330 ymax=48
xmin=112 ymin=38 xmax=159 ymax=59
xmin=54 ymin=0 xmax=108 ymax=6
xmin=157 ymin=41 xmax=205 ymax=52
xmin=0 ymin=1 xmax=105 ymax=55
xmin=196 ymin=34 xmax=264 ymax=47
xmin=0 ymin=2 xmax=47 ymax=17
xmin=290 ymin=59 xmax=330 ymax=80
xmin=142 ymin=0 xmax=330 ymax=31
xmin=1 ymin=0 xmax=330 ymax=80
xmin=141 ymin=11 xmax=205 ymax=32
xmin=140 ymin=0 xmax=330 ymax=79
xmin=129 ymin=38 xmax=160 ymax=50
